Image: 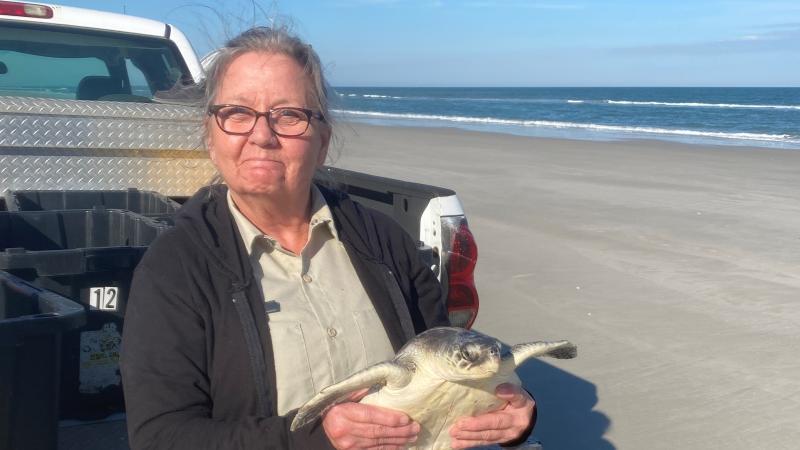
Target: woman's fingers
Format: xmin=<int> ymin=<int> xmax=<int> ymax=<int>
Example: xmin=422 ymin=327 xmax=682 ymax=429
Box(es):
xmin=323 ymin=402 xmax=420 ymax=450
xmin=340 ymin=402 xmax=413 ymax=427
xmin=449 ymin=383 xmax=536 ymax=449
xmin=450 ymin=411 xmax=517 ymax=448
xmin=453 ymin=411 xmax=516 ymax=432
xmin=494 ymin=383 xmax=530 ymax=408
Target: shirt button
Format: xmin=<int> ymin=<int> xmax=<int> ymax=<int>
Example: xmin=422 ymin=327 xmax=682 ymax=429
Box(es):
xmin=327 ymin=327 xmax=337 ymax=337
xmin=302 ymin=273 xmax=312 ymax=283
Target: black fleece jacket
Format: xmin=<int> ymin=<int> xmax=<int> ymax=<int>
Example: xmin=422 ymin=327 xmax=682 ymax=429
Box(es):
xmin=120 ymin=184 xmax=449 ymax=450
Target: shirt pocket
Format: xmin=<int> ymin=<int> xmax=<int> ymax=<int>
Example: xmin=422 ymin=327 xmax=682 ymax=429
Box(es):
xmin=352 ymin=308 xmax=396 ymax=367
xmin=267 ymin=320 xmax=317 ymax=415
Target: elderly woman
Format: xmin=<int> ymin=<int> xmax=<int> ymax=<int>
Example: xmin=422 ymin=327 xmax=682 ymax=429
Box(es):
xmin=121 ymin=27 xmax=536 ymax=450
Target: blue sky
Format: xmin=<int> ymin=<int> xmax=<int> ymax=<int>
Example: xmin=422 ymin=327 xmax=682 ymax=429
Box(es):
xmin=50 ymin=0 xmax=800 ymax=86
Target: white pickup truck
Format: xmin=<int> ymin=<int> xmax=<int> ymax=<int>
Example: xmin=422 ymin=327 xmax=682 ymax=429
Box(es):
xmin=0 ymin=2 xmax=541 ymax=450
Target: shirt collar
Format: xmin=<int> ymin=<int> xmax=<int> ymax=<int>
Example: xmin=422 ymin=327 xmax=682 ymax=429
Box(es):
xmin=309 ymin=184 xmax=338 ymax=241
xmin=226 ymin=186 xmax=338 ymax=256
xmin=227 ymin=190 xmax=266 ymax=256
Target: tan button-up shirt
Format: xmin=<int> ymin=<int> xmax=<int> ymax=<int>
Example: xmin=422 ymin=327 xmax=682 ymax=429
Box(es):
xmin=227 ymin=187 xmax=395 ymax=415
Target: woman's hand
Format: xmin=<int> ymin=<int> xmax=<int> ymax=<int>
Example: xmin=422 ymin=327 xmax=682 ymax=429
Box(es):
xmin=448 ymin=383 xmax=536 ymax=450
xmin=322 ymin=390 xmax=420 ymax=450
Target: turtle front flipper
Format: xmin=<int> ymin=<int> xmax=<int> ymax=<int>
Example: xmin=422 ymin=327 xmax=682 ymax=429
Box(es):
xmin=510 ymin=340 xmax=577 ymax=367
xmin=290 ymin=361 xmax=414 ymax=431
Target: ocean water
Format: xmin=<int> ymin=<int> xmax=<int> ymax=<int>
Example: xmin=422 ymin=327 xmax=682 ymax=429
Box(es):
xmin=331 ymin=87 xmax=800 ymax=149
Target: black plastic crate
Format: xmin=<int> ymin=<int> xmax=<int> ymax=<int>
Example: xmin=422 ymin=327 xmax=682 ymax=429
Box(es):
xmin=0 ymin=271 xmax=86 ymax=450
xmin=4 ymin=188 xmax=180 ymax=217
xmin=0 ymin=207 xmax=165 ymax=277
xmin=0 ymin=207 xmax=169 ymax=420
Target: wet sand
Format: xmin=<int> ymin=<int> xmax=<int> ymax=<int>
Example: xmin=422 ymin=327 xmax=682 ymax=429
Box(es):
xmin=334 ymin=123 xmax=800 ymax=450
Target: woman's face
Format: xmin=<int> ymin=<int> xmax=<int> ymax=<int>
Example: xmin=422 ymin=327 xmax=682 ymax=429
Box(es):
xmin=207 ymin=51 xmax=329 ymax=200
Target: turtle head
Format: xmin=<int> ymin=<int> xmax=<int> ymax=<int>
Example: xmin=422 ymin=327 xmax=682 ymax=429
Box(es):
xmin=450 ymin=335 xmax=504 ymax=380
xmin=410 ymin=328 xmax=505 ymax=381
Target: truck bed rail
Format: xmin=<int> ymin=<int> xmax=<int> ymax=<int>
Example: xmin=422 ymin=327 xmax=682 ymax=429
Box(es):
xmin=0 ymin=97 xmax=210 ymax=195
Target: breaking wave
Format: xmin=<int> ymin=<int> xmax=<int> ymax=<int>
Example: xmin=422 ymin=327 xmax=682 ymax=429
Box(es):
xmin=332 ymin=109 xmax=798 ymax=143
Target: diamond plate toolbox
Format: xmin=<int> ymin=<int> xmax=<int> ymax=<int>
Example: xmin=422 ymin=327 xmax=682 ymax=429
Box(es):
xmin=0 ymin=97 xmax=216 ymax=195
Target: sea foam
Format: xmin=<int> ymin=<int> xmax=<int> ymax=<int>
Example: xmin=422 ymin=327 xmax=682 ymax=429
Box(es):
xmin=341 ymin=94 xmax=799 ymax=110
xmin=332 ymin=109 xmax=798 ymax=143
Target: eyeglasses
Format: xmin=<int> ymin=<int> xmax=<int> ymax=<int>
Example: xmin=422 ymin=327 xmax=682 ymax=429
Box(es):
xmin=207 ymin=104 xmax=326 ymax=137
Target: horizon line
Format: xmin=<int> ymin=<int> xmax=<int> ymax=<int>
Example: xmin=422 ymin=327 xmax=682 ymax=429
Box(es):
xmin=332 ymin=85 xmax=800 ymax=89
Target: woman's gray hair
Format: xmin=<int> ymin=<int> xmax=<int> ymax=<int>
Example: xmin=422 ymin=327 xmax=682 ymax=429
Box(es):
xmin=201 ymin=26 xmax=334 ymax=138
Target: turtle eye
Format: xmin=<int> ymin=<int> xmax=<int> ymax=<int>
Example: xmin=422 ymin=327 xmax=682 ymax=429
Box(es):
xmin=460 ymin=346 xmax=479 ymax=363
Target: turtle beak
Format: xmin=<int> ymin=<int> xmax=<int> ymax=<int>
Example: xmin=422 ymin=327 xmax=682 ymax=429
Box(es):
xmin=473 ymin=343 xmax=502 ymax=375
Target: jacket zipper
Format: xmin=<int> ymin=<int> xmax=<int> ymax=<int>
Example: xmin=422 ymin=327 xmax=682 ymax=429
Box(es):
xmin=231 ymin=288 xmax=272 ymax=417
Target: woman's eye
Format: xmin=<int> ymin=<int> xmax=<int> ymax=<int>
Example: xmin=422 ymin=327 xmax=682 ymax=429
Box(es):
xmin=222 ymin=108 xmax=253 ymax=122
xmin=274 ymin=109 xmax=304 ymax=123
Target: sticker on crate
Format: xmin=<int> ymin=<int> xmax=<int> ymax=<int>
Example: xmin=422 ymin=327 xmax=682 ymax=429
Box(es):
xmin=79 ymin=322 xmax=122 ymax=394
xmin=89 ymin=286 xmax=119 ymax=311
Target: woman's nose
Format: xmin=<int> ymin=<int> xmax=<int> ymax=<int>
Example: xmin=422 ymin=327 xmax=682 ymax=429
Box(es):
xmin=249 ymin=115 xmax=278 ymax=146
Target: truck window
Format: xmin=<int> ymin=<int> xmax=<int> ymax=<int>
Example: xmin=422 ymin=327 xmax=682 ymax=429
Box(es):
xmin=126 ymin=59 xmax=151 ymax=98
xmin=0 ymin=23 xmax=192 ymax=102
xmin=0 ymin=50 xmax=109 ymax=98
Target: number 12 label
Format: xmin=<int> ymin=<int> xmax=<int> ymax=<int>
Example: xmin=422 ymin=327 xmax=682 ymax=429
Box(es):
xmin=89 ymin=287 xmax=119 ymax=311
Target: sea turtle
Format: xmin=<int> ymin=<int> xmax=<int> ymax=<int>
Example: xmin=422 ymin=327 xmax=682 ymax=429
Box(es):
xmin=291 ymin=326 xmax=577 ymax=449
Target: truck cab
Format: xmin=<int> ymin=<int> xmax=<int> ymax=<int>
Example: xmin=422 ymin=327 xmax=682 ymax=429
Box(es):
xmin=0 ymin=0 xmax=202 ymax=101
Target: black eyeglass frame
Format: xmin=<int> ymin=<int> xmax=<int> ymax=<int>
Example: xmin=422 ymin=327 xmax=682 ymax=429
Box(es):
xmin=207 ymin=104 xmax=326 ymax=137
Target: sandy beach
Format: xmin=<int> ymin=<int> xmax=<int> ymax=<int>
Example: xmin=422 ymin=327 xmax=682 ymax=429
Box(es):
xmin=333 ymin=123 xmax=800 ymax=450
